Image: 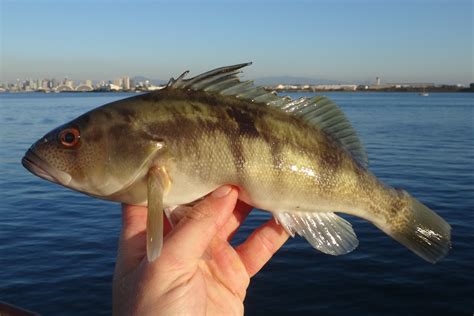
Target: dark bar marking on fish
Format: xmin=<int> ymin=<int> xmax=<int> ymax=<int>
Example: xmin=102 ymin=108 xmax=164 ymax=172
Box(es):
xmin=214 ymin=106 xmax=248 ymax=184
xmin=228 ymin=135 xmax=246 ymax=185
xmin=140 ymin=88 xmax=268 ymax=114
xmin=221 ymin=104 xmax=263 ymax=185
xmin=117 ymin=107 xmax=137 ymax=124
xmin=184 ymin=89 xmax=224 ymax=108
xmin=270 ymin=141 xmax=284 ymax=171
xmin=388 ymin=190 xmax=409 ymax=223
xmin=87 ymin=127 xmax=103 ymax=143
xmin=108 ymin=123 xmax=143 ymax=157
xmin=79 ymin=113 xmax=91 ymax=125
xmin=319 ymin=136 xmax=344 ymax=174
xmin=189 ymin=102 xmax=203 ymax=113
xmin=109 ymin=124 xmax=130 ymax=139
xmin=99 ymin=109 xmax=113 ymax=120
xmin=259 ymin=127 xmax=286 ymax=181
xmin=225 ymin=107 xmax=260 ymax=138
xmin=102 ymin=111 xmax=112 ymax=120
xmin=351 ymin=162 xmax=374 ymax=202
xmin=139 ymin=90 xmax=165 ymax=103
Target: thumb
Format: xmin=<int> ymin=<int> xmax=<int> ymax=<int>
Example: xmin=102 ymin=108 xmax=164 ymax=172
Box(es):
xmin=161 ymin=185 xmax=238 ymax=260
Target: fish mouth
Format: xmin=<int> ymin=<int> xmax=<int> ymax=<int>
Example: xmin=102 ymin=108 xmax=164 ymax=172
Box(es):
xmin=22 ymin=149 xmax=72 ymax=186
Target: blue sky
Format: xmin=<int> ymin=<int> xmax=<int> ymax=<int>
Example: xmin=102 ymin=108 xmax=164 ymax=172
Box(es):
xmin=1 ymin=0 xmax=472 ymax=84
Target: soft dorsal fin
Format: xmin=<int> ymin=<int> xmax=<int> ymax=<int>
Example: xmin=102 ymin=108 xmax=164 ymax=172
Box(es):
xmin=168 ymin=63 xmax=368 ymax=168
xmin=278 ymin=96 xmax=368 ymax=167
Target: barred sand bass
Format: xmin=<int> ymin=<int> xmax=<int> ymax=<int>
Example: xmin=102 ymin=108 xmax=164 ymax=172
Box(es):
xmin=22 ymin=63 xmax=451 ymax=263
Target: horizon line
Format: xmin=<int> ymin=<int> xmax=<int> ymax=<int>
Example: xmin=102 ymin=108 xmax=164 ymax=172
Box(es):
xmin=1 ymin=74 xmax=471 ymax=86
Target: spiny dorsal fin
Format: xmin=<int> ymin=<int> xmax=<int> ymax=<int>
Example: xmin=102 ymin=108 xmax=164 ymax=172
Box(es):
xmin=168 ymin=62 xmax=251 ymax=89
xmin=167 ymin=63 xmax=368 ymax=168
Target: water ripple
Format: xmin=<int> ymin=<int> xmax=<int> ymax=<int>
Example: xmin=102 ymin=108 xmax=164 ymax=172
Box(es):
xmin=1 ymin=92 xmax=473 ymax=315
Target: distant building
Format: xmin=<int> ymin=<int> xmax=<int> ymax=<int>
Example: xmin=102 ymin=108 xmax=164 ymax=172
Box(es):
xmin=76 ymin=84 xmax=93 ymax=92
xmin=274 ymin=84 xmax=299 ymax=90
xmin=62 ymin=79 xmax=74 ymax=89
xmin=113 ymin=78 xmax=123 ymax=87
xmin=77 ymin=80 xmax=93 ymax=91
xmin=122 ymin=76 xmax=130 ymax=90
xmin=376 ymin=77 xmax=381 ymax=86
xmin=314 ymin=84 xmax=357 ymax=91
xmin=56 ymin=84 xmax=74 ymax=92
xmin=387 ymin=83 xmax=435 ymax=88
xmin=108 ymin=83 xmax=122 ymax=91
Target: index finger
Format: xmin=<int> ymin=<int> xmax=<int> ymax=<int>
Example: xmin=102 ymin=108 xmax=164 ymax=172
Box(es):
xmin=217 ymin=199 xmax=253 ymax=241
xmin=236 ymin=218 xmax=289 ymax=277
xmin=160 ymin=186 xmax=238 ymax=261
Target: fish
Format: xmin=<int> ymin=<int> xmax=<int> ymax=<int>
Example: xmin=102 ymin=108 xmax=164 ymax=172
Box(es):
xmin=22 ymin=63 xmax=451 ymax=263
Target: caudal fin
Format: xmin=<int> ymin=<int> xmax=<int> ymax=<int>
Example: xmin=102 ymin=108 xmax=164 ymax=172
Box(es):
xmin=381 ymin=192 xmax=451 ymax=263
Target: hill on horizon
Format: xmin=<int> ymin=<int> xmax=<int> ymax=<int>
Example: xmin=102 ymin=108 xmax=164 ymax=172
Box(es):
xmin=130 ymin=75 xmax=347 ymax=87
xmin=254 ymin=76 xmax=342 ymax=86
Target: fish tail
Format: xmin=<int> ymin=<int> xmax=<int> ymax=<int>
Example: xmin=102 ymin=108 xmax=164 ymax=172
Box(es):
xmin=378 ymin=190 xmax=451 ymax=263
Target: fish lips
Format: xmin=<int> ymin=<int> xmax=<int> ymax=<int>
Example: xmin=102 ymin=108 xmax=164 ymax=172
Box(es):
xmin=22 ymin=149 xmax=72 ymax=186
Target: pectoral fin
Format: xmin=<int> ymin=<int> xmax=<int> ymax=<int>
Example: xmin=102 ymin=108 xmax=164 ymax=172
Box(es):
xmin=164 ymin=196 xmax=206 ymax=228
xmin=146 ymin=167 xmax=170 ymax=262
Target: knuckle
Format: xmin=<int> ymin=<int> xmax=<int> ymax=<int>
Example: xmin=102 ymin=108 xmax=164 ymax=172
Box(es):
xmin=255 ymin=228 xmax=278 ymax=256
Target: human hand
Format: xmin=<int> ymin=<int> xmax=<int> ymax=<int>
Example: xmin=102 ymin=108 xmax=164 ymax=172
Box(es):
xmin=112 ymin=185 xmax=289 ymax=316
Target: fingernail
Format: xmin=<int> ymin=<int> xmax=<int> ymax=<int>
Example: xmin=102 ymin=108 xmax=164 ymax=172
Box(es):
xmin=211 ymin=185 xmax=232 ymax=198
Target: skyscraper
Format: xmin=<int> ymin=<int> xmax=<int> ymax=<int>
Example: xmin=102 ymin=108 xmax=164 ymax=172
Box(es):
xmin=113 ymin=78 xmax=123 ymax=87
xmin=122 ymin=76 xmax=130 ymax=90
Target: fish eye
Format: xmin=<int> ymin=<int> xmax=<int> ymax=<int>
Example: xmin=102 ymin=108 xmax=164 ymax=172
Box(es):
xmin=59 ymin=128 xmax=80 ymax=148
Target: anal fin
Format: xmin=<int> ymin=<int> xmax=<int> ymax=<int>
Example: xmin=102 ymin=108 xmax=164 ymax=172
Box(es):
xmin=274 ymin=211 xmax=358 ymax=255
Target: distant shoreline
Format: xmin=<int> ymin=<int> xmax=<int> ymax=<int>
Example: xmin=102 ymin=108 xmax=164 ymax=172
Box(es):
xmin=267 ymin=87 xmax=473 ymax=93
xmin=1 ymin=88 xmax=472 ymax=94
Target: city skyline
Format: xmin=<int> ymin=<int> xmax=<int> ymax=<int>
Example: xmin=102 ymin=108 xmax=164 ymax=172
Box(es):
xmin=4 ymin=72 xmax=469 ymax=94
xmin=2 ymin=72 xmax=469 ymax=87
xmin=1 ymin=0 xmax=472 ymax=85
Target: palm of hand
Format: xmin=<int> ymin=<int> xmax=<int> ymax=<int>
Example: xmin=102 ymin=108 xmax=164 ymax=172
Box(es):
xmin=156 ymin=240 xmax=250 ymax=315
xmin=113 ymin=187 xmax=288 ymax=316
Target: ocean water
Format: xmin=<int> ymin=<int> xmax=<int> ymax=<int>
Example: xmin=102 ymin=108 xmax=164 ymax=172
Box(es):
xmin=0 ymin=92 xmax=473 ymax=315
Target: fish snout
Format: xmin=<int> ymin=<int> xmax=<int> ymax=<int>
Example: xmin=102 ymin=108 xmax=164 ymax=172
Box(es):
xmin=22 ymin=148 xmax=72 ymax=186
